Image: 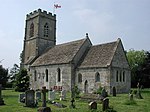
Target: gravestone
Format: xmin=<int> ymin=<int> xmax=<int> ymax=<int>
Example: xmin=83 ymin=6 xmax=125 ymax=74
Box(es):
xmin=136 ymin=82 xmax=143 ymax=99
xmin=89 ymin=101 xmax=97 ymax=110
xmin=38 ymin=86 xmax=51 ymax=112
xmin=60 ymin=90 xmax=66 ymax=101
xmin=81 ymin=93 xmax=101 ymax=101
xmin=129 ymin=93 xmax=133 ymax=101
xmin=19 ymin=93 xmax=25 ymax=103
xmin=36 ymin=91 xmax=41 ymax=100
xmin=0 ymin=84 xmax=5 ymax=105
xmin=25 ymin=90 xmax=35 ymax=107
xmin=112 ymin=86 xmax=116 ymax=96
xmin=102 ymin=98 xmax=109 ymax=111
xmin=48 ymin=90 xmax=55 ymax=101
xmin=70 ymin=98 xmax=75 ymax=108
xmin=101 ymin=88 xmax=108 ymax=98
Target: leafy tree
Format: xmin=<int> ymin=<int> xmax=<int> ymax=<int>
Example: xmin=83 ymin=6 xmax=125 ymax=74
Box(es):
xmin=9 ymin=64 xmax=20 ymax=87
xmin=15 ymin=69 xmax=29 ymax=92
xmin=126 ymin=49 xmax=147 ymax=87
xmin=0 ymin=65 xmax=8 ymax=87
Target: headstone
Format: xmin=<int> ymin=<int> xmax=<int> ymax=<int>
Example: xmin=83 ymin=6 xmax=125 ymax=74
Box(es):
xmin=60 ymin=90 xmax=66 ymax=101
xmin=136 ymin=82 xmax=143 ymax=99
xmin=52 ymin=101 xmax=67 ymax=108
xmin=102 ymin=98 xmax=109 ymax=111
xmin=89 ymin=101 xmax=97 ymax=110
xmin=48 ymin=90 xmax=55 ymax=101
xmin=19 ymin=93 xmax=25 ymax=103
xmin=38 ymin=86 xmax=51 ymax=112
xmin=36 ymin=91 xmax=41 ymax=100
xmin=112 ymin=86 xmax=116 ymax=96
xmin=101 ymin=88 xmax=107 ymax=98
xmin=129 ymin=93 xmax=133 ymax=101
xmin=0 ymin=84 xmax=5 ymax=105
xmin=70 ymin=98 xmax=75 ymax=108
xmin=25 ymin=90 xmax=35 ymax=107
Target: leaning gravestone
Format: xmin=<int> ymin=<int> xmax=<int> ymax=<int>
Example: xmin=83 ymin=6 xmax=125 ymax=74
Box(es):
xmin=112 ymin=86 xmax=116 ymax=96
xmin=0 ymin=84 xmax=5 ymax=105
xmin=129 ymin=93 xmax=133 ymax=101
xmin=102 ymin=98 xmax=109 ymax=111
xmin=19 ymin=93 xmax=25 ymax=103
xmin=25 ymin=90 xmax=35 ymax=107
xmin=89 ymin=101 xmax=97 ymax=110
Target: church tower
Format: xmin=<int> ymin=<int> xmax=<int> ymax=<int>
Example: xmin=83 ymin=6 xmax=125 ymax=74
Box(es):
xmin=22 ymin=9 xmax=56 ymax=67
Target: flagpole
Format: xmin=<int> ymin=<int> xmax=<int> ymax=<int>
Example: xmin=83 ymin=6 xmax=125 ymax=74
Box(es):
xmin=53 ymin=2 xmax=55 ymax=14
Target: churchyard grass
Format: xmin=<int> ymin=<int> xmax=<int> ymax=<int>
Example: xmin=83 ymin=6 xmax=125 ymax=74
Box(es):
xmin=0 ymin=89 xmax=150 ymax=112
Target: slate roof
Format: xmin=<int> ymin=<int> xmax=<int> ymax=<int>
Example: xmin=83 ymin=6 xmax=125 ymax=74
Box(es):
xmin=32 ymin=38 xmax=87 ymax=66
xmin=79 ymin=40 xmax=119 ymax=68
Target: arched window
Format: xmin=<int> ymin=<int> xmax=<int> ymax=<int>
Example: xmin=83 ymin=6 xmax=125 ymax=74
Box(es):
xmin=116 ymin=70 xmax=118 ymax=82
xmin=123 ymin=71 xmax=125 ymax=82
xmin=30 ymin=23 xmax=34 ymax=37
xmin=78 ymin=73 xmax=82 ymax=83
xmin=57 ymin=68 xmax=61 ymax=82
xmin=120 ymin=71 xmax=122 ymax=82
xmin=34 ymin=70 xmax=37 ymax=81
xmin=44 ymin=23 xmax=49 ymax=37
xmin=45 ymin=69 xmax=48 ymax=82
xmin=95 ymin=72 xmax=100 ymax=82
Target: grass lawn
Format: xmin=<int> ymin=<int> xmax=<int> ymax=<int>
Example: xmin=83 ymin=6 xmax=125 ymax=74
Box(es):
xmin=0 ymin=89 xmax=150 ymax=112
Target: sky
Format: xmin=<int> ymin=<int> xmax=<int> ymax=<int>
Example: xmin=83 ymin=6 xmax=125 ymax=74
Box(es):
xmin=0 ymin=0 xmax=150 ymax=69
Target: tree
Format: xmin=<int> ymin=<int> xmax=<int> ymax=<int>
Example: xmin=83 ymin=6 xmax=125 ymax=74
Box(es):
xmin=9 ymin=64 xmax=20 ymax=87
xmin=15 ymin=69 xmax=29 ymax=92
xmin=0 ymin=65 xmax=8 ymax=87
xmin=126 ymin=49 xmax=147 ymax=87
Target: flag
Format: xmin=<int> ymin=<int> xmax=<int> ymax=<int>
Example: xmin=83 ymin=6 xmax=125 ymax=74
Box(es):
xmin=54 ymin=4 xmax=61 ymax=9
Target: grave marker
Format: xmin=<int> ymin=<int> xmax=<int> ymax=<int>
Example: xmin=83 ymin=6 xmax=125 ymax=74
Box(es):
xmin=0 ymin=84 xmax=5 ymax=105
xmin=89 ymin=101 xmax=97 ymax=110
xmin=25 ymin=90 xmax=35 ymax=107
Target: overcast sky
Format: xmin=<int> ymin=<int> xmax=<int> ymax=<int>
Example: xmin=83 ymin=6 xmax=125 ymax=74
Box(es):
xmin=0 ymin=0 xmax=150 ymax=69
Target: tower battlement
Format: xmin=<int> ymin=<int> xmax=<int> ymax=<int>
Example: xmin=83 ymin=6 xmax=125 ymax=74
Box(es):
xmin=26 ymin=9 xmax=56 ymax=20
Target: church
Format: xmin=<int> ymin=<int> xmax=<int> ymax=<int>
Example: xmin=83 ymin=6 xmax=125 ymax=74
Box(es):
xmin=22 ymin=9 xmax=131 ymax=94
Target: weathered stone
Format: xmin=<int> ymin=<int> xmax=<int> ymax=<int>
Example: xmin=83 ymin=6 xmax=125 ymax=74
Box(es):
xmin=89 ymin=101 xmax=97 ymax=110
xmin=102 ymin=98 xmax=109 ymax=111
xmin=37 ymin=107 xmax=51 ymax=112
xmin=25 ymin=90 xmax=35 ymax=107
xmin=19 ymin=93 xmax=25 ymax=103
xmin=48 ymin=90 xmax=55 ymax=101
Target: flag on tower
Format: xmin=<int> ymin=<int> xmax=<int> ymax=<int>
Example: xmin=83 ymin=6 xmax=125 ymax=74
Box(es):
xmin=54 ymin=4 xmax=61 ymax=9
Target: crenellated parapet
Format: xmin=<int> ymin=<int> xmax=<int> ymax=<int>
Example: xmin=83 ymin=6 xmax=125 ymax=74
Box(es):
xmin=26 ymin=9 xmax=56 ymax=20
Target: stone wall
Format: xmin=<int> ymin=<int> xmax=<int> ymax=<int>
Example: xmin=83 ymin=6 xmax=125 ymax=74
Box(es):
xmin=76 ymin=68 xmax=111 ymax=93
xmin=30 ymin=63 xmax=72 ymax=91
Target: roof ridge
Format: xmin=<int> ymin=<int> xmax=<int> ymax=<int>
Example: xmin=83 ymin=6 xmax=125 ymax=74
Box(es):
xmin=92 ymin=40 xmax=118 ymax=47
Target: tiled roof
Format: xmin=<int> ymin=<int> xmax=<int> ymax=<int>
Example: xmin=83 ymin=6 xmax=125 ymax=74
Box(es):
xmin=32 ymin=38 xmax=87 ymax=66
xmin=79 ymin=40 xmax=118 ymax=68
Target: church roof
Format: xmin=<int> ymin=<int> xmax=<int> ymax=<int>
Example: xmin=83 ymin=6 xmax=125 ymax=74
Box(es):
xmin=32 ymin=38 xmax=87 ymax=66
xmin=78 ymin=39 xmax=119 ymax=68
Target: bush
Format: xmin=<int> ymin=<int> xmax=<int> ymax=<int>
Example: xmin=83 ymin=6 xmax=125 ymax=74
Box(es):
xmin=96 ymin=86 xmax=103 ymax=94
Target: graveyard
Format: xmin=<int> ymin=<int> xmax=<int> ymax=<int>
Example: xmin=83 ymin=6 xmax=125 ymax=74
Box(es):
xmin=0 ymin=88 xmax=150 ymax=112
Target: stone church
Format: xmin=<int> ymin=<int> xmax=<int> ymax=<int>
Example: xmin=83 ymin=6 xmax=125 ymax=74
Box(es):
xmin=22 ymin=9 xmax=131 ymax=94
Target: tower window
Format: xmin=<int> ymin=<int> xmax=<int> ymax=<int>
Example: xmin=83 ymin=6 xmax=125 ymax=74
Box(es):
xmin=95 ymin=72 xmax=100 ymax=82
xmin=78 ymin=73 xmax=82 ymax=83
xmin=45 ymin=69 xmax=48 ymax=82
xmin=30 ymin=23 xmax=34 ymax=37
xmin=44 ymin=23 xmax=49 ymax=37
xmin=57 ymin=68 xmax=61 ymax=82
xmin=34 ymin=70 xmax=37 ymax=81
